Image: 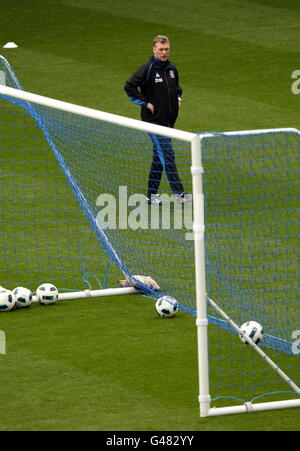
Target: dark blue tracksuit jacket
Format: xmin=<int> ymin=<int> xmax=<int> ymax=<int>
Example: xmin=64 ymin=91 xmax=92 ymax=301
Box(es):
xmin=124 ymin=56 xmax=182 ymax=127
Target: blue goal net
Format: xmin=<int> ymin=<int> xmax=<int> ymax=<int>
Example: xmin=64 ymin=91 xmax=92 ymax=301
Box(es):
xmin=0 ymin=56 xmax=299 ymax=407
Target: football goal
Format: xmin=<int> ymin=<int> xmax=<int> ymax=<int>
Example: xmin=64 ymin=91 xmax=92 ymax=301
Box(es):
xmin=0 ymin=55 xmax=299 ymax=417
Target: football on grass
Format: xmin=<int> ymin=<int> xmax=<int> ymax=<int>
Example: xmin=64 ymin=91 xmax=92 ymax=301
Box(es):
xmin=240 ymin=320 xmax=264 ymax=345
xmin=0 ymin=289 xmax=17 ymax=312
xmin=36 ymin=283 xmax=59 ymax=305
xmin=13 ymin=287 xmax=33 ymax=309
xmin=155 ymin=296 xmax=178 ymax=318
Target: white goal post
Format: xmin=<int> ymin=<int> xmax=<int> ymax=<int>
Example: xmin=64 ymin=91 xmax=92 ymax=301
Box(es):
xmin=0 ymin=84 xmax=299 ymax=417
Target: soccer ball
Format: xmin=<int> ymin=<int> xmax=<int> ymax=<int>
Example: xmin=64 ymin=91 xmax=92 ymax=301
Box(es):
xmin=0 ymin=289 xmax=17 ymax=312
xmin=155 ymin=296 xmax=179 ymax=318
xmin=36 ymin=283 xmax=59 ymax=305
xmin=13 ymin=287 xmax=33 ymax=309
xmin=240 ymin=320 xmax=264 ymax=345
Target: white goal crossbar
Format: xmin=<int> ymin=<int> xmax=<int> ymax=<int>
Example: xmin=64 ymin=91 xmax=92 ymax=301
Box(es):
xmin=0 ymin=85 xmax=195 ymax=142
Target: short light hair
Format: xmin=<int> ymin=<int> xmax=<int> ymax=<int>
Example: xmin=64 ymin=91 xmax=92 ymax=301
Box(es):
xmin=153 ymin=35 xmax=170 ymax=47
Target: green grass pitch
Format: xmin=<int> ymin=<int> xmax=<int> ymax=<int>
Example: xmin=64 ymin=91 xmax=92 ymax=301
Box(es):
xmin=0 ymin=0 xmax=299 ymax=431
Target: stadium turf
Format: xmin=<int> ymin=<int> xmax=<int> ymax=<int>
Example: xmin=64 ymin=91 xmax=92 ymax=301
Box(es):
xmin=0 ymin=0 xmax=299 ymax=431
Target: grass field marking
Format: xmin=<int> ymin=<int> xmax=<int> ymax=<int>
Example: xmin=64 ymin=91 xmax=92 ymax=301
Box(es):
xmin=0 ymin=330 xmax=6 ymax=355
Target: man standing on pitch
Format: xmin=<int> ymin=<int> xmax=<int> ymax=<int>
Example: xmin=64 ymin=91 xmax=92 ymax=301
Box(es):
xmin=124 ymin=35 xmax=187 ymax=204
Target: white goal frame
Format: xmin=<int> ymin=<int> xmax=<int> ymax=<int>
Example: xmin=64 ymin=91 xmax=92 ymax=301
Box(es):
xmin=0 ymin=84 xmax=299 ymax=417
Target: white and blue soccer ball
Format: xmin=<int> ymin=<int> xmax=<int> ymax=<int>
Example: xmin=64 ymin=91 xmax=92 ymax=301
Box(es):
xmin=0 ymin=289 xmax=17 ymax=312
xmin=36 ymin=283 xmax=59 ymax=305
xmin=13 ymin=287 xmax=32 ymax=309
xmin=155 ymin=296 xmax=179 ymax=318
xmin=240 ymin=320 xmax=264 ymax=345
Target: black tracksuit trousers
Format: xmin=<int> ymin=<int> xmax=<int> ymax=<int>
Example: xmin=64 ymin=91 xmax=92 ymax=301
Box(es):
xmin=147 ymin=134 xmax=184 ymax=198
